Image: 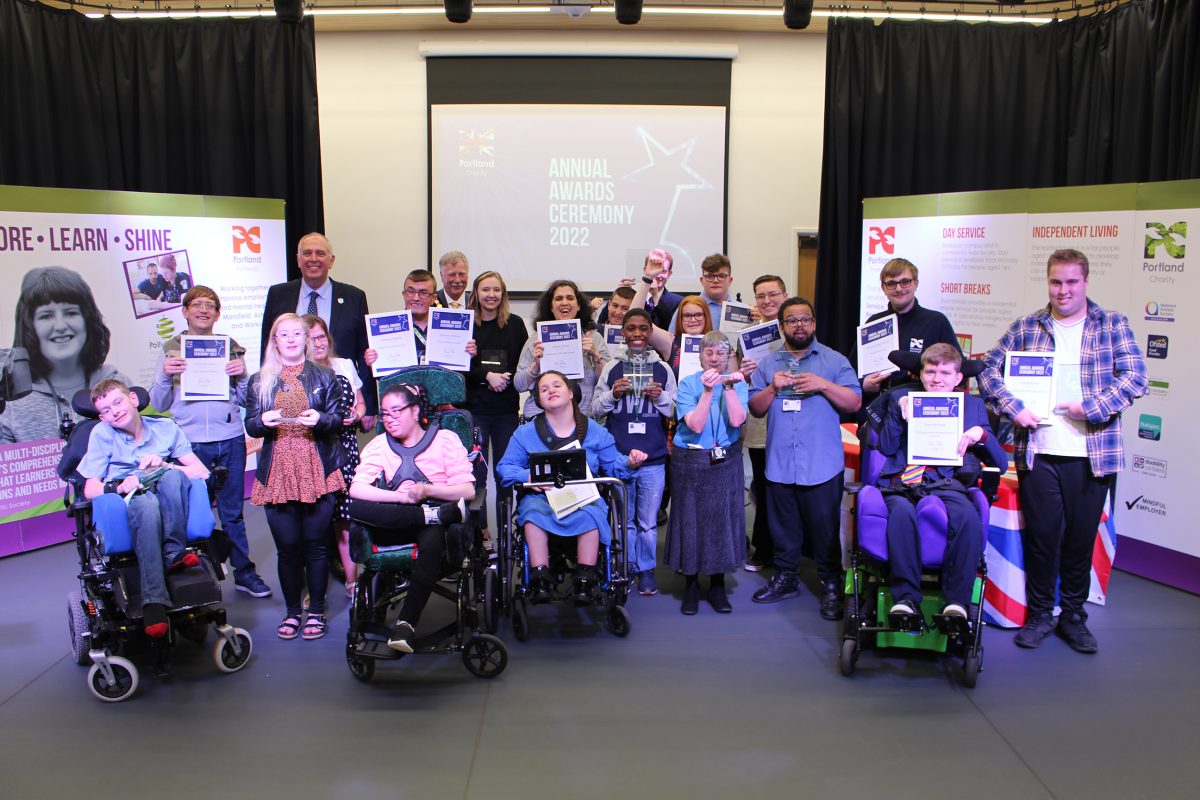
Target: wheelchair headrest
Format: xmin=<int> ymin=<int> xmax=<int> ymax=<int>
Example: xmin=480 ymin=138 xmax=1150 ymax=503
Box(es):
xmin=378 ymin=366 xmax=466 ymax=408
xmin=71 ymin=386 xmax=152 ymax=419
xmin=888 ymin=350 xmax=984 ymax=378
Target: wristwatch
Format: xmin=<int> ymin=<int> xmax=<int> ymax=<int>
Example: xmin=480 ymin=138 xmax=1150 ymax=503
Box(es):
xmin=641 ymin=275 xmax=654 ymax=285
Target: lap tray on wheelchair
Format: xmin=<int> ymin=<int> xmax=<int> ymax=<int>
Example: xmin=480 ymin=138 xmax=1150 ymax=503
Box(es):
xmin=89 ymin=478 xmax=215 ymax=556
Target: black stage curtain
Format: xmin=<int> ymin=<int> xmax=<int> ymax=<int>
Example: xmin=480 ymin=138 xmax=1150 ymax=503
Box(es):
xmin=0 ymin=0 xmax=322 ymax=268
xmin=817 ymin=0 xmax=1200 ymax=356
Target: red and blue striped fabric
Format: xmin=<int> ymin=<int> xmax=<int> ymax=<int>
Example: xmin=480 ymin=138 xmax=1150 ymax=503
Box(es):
xmin=983 ymin=481 xmax=1114 ymax=628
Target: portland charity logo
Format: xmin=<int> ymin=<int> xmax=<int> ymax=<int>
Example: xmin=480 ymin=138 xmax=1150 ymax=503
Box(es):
xmin=1146 ymin=335 xmax=1168 ymax=359
xmin=458 ymin=129 xmax=495 ymax=169
xmin=868 ymin=226 xmax=895 ymax=256
xmin=232 ymin=225 xmax=261 ymax=254
xmin=1144 ymin=221 xmax=1186 ymax=259
xmin=1137 ymin=413 xmax=1162 ymax=441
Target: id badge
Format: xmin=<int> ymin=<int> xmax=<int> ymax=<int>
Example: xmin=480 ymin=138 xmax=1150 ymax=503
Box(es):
xmin=628 ymin=421 xmax=647 ymax=435
xmin=782 ymin=398 xmax=803 ymax=412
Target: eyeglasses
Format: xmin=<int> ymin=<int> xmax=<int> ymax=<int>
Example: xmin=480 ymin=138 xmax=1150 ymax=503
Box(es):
xmin=308 ymin=333 xmax=328 ymax=343
xmin=380 ymin=405 xmax=414 ymax=420
xmin=754 ymin=291 xmax=786 ymax=302
xmin=681 ymin=312 xmax=706 ymax=321
xmin=783 ymin=316 xmax=815 ymax=327
xmin=275 ymin=331 xmax=306 ymax=341
xmin=403 ymin=288 xmax=433 ymax=299
xmin=882 ymin=278 xmax=915 ymax=290
xmin=186 ymin=300 xmax=217 ymax=311
xmin=701 ymin=273 xmax=731 ymax=282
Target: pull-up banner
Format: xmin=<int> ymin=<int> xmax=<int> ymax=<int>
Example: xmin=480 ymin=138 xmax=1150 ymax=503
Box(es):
xmin=862 ymin=180 xmax=1199 ymax=597
xmin=0 ymin=186 xmax=286 ymax=557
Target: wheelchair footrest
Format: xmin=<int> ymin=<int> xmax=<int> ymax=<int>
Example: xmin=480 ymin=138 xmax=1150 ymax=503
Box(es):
xmin=352 ymin=635 xmax=403 ymax=661
xmin=887 ymin=611 xmax=926 ymax=633
xmin=932 ymin=613 xmax=971 ymax=638
xmin=167 ymin=568 xmax=221 ymax=608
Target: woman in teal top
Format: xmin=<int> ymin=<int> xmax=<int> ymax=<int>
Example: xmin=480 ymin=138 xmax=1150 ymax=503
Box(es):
xmin=666 ymin=331 xmax=749 ymax=615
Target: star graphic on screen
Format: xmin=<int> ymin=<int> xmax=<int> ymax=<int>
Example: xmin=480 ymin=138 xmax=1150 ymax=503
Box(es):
xmin=623 ymin=128 xmax=713 ymax=266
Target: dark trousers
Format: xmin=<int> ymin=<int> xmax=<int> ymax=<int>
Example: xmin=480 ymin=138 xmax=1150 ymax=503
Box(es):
xmin=265 ymin=495 xmax=335 ymax=616
xmin=1018 ymin=455 xmax=1112 ymax=619
xmin=349 ymin=498 xmax=447 ymax=627
xmin=473 ymin=411 xmax=520 ymax=527
xmin=766 ymin=474 xmax=844 ymax=582
xmin=748 ymin=447 xmax=774 ymax=562
xmin=883 ymin=487 xmax=982 ymax=608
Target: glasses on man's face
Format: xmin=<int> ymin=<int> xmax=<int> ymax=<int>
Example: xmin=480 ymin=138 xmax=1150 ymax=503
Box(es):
xmin=882 ymin=278 xmax=915 ymax=290
xmin=754 ymin=291 xmax=786 ymax=302
xmin=404 ymin=288 xmax=433 ymax=299
xmin=187 ymin=300 xmax=217 ymax=311
xmin=275 ymin=331 xmax=306 ymax=341
xmin=702 ymin=273 xmax=731 ymax=283
xmin=783 ymin=316 xmax=815 ymax=328
xmin=380 ymin=405 xmax=414 ymax=420
xmin=681 ymin=312 xmax=706 ymax=321
xmin=309 ymin=333 xmax=328 ymax=343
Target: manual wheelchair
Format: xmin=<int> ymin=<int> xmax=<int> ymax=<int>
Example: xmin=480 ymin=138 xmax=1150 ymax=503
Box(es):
xmin=343 ymin=366 xmax=508 ymax=681
xmin=58 ymin=388 xmax=252 ymax=703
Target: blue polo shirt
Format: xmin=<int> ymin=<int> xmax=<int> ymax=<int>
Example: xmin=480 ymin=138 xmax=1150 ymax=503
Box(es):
xmin=749 ymin=341 xmax=860 ymax=487
xmin=78 ymin=416 xmax=193 ymax=483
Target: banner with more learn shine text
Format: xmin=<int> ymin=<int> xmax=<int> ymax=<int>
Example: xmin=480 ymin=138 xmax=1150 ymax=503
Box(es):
xmin=0 ymin=185 xmax=286 ymax=557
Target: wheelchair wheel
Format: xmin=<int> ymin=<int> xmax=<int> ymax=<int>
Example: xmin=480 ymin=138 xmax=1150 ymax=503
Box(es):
xmin=87 ymin=655 xmax=139 ymax=703
xmin=346 ymin=643 xmax=375 ymax=683
xmin=511 ymin=598 xmax=530 ymax=643
xmin=606 ymin=605 xmax=632 ymax=638
xmin=212 ymin=628 xmax=253 ymax=673
xmin=482 ymin=566 xmax=500 ymax=635
xmin=462 ymin=633 xmax=508 ymax=679
xmin=839 ymin=638 xmax=859 ymax=677
xmin=67 ymin=592 xmax=89 ymax=665
xmin=962 ymin=647 xmax=983 ymax=689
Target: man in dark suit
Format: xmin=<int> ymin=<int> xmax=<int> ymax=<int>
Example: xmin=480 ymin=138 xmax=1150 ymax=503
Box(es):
xmin=595 ymin=248 xmax=682 ymax=330
xmin=435 ymin=250 xmax=470 ymax=309
xmin=261 ymin=232 xmax=376 ymax=427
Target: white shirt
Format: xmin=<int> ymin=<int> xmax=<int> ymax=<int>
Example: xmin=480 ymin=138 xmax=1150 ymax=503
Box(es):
xmin=1033 ymin=316 xmax=1088 ymax=457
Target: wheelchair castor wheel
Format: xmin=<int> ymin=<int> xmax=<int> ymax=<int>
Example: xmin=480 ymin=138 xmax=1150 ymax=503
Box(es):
xmin=962 ymin=647 xmax=983 ymax=689
xmin=87 ymin=655 xmax=139 ymax=702
xmin=839 ymin=638 xmax=859 ymax=677
xmin=462 ymin=633 xmax=508 ymax=678
xmin=346 ymin=643 xmax=376 ymax=683
xmin=606 ymin=605 xmax=632 ymax=638
xmin=212 ymin=627 xmax=253 ymax=673
xmin=511 ymin=599 xmax=530 ymax=643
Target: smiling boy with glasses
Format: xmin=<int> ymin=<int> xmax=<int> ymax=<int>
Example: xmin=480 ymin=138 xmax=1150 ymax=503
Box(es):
xmin=860 ymin=258 xmax=960 ymax=402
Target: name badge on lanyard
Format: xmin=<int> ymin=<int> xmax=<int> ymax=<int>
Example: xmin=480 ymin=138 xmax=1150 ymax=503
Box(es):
xmin=782 ymin=398 xmax=802 ymax=412
xmin=628 ymin=421 xmax=646 ymax=435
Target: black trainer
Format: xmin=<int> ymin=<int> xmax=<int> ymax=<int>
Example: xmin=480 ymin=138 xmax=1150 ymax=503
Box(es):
xmin=707 ymin=585 xmax=732 ymax=613
xmin=820 ymin=579 xmax=844 ymax=621
xmin=1014 ymin=611 xmax=1055 ymax=648
xmin=681 ymin=582 xmax=700 ymax=615
xmin=1056 ymin=611 xmax=1099 ymax=654
xmin=752 ymin=571 xmax=801 ymax=604
xmin=529 ymin=566 xmax=553 ymax=604
xmin=572 ymin=566 xmax=597 ymax=607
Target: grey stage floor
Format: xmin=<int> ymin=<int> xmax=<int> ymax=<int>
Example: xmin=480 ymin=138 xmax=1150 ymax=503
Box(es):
xmin=1 ymin=504 xmax=1196 ymax=800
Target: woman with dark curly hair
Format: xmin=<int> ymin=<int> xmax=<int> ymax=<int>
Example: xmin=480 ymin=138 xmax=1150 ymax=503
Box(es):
xmin=1 ymin=266 xmax=128 ymax=442
xmin=513 ymin=279 xmax=609 ymax=419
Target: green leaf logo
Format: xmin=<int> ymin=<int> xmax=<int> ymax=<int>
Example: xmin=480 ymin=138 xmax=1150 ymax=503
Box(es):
xmin=1145 ymin=221 xmax=1186 ymax=259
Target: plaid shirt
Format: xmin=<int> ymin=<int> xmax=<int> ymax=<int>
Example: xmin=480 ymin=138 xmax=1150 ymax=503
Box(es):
xmin=978 ymin=300 xmax=1147 ymax=477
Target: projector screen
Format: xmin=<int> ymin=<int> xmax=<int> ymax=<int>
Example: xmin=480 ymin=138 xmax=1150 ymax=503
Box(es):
xmin=430 ymin=103 xmax=727 ymax=293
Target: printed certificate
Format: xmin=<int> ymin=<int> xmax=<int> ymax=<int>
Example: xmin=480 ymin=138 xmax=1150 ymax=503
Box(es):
xmin=1005 ymin=352 xmax=1055 ymax=421
xmin=718 ymin=301 xmax=754 ymax=334
xmin=906 ymin=392 xmax=964 ymax=467
xmin=738 ymin=320 xmax=782 ymax=366
xmin=179 ymin=335 xmax=230 ymax=401
xmin=678 ymin=334 xmax=704 ymax=382
xmin=537 ymin=320 xmax=585 ymax=379
xmin=366 ymin=311 xmax=418 ymax=377
xmin=426 ymin=308 xmax=474 ymax=372
xmin=604 ymin=324 xmax=626 ymax=349
xmin=856 ymin=314 xmax=900 ymax=377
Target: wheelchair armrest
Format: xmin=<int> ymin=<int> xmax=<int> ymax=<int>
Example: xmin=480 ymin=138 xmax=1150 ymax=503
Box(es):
xmin=844 ymin=481 xmax=864 ymax=495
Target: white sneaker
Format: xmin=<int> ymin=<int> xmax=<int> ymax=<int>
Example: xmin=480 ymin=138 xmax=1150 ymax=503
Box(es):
xmin=387 ymin=620 xmax=415 ymax=653
xmin=889 ymin=600 xmax=917 ymax=615
xmin=942 ymin=603 xmax=967 ymax=619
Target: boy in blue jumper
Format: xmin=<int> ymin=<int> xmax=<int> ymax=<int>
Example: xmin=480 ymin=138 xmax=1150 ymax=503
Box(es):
xmin=591 ymin=309 xmax=677 ymax=596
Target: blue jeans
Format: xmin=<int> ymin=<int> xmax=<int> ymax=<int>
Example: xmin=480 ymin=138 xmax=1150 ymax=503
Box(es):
xmin=625 ymin=463 xmax=666 ymax=574
xmin=191 ymin=436 xmax=256 ymax=582
xmin=126 ymin=468 xmax=191 ymax=607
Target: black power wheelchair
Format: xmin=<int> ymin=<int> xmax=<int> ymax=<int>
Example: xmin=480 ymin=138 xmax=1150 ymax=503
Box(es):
xmin=343 ymin=366 xmax=508 ymax=681
xmin=58 ymin=388 xmax=252 ymax=702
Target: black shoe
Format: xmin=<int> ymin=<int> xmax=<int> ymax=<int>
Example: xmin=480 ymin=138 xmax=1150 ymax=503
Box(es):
xmin=1015 ymin=611 xmax=1055 ymax=649
xmin=656 ymin=508 xmax=668 ymax=527
xmin=820 ymin=579 xmax=844 ymax=621
xmin=387 ymin=620 xmax=415 ymax=653
xmin=438 ymin=498 xmax=467 ymax=526
xmin=752 ymin=571 xmax=801 ymax=604
xmin=572 ymin=566 xmax=597 ymax=607
xmin=681 ymin=582 xmax=700 ymax=615
xmin=1056 ymin=611 xmax=1099 ymax=654
xmin=529 ymin=566 xmax=553 ymax=604
xmin=707 ymin=585 xmax=732 ymax=613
